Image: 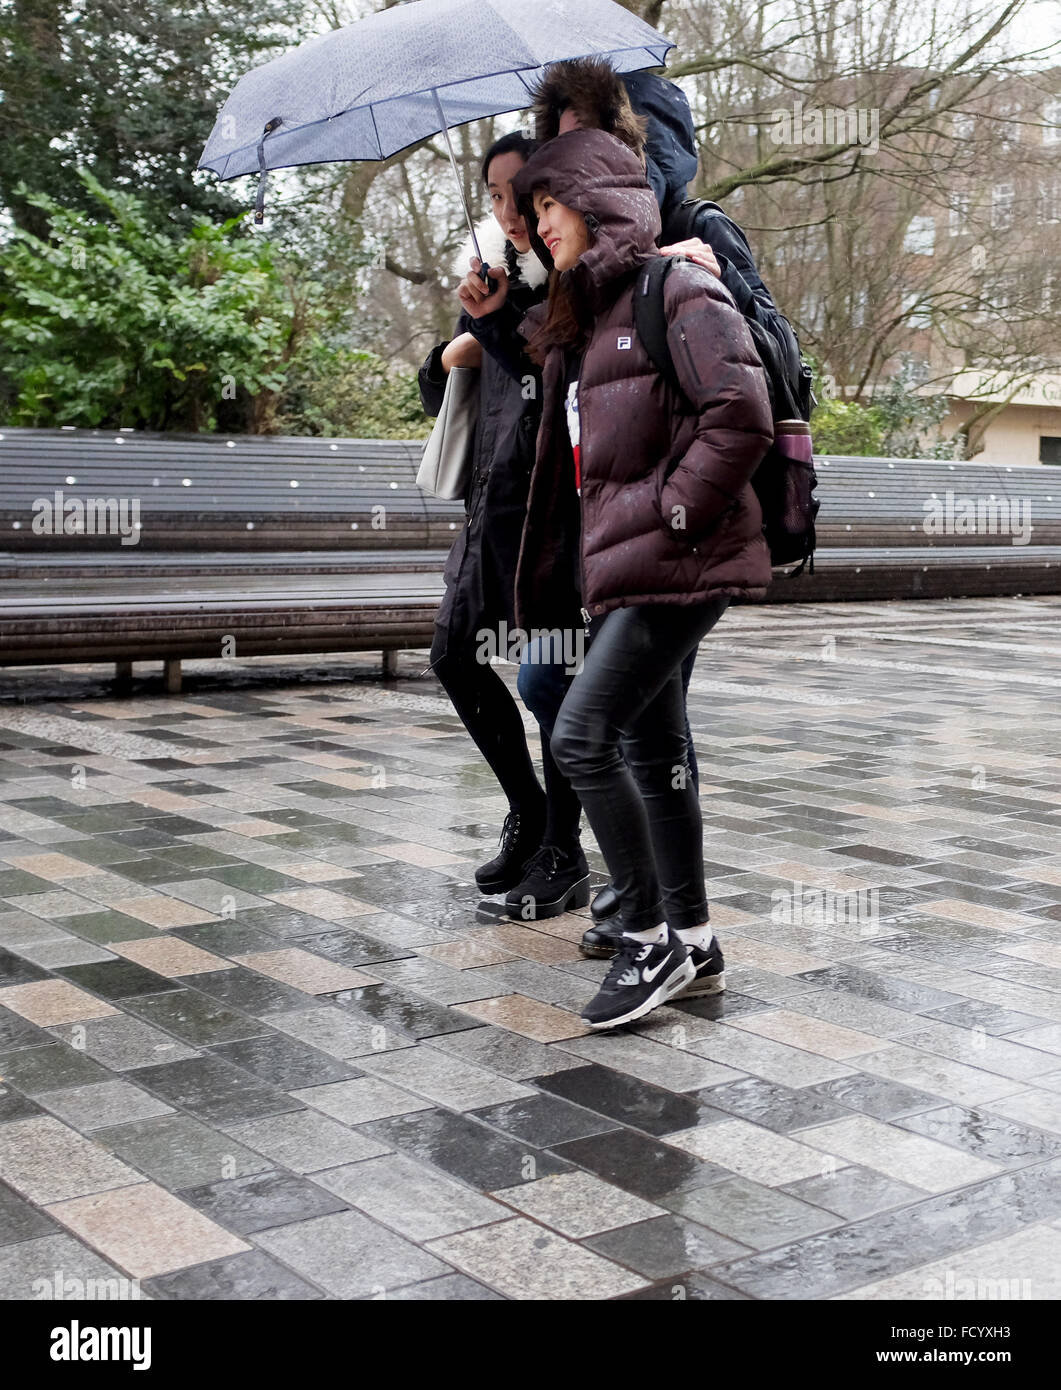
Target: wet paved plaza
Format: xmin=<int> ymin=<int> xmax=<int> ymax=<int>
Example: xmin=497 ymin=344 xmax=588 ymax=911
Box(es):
xmin=1 ymin=595 xmax=1061 ymax=1301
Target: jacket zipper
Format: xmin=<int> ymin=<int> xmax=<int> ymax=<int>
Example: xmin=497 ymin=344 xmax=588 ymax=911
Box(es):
xmin=576 ymin=378 xmax=590 ymax=626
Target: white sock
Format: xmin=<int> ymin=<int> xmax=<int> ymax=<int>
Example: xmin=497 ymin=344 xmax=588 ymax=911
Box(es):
xmin=677 ymin=924 xmax=715 ymax=952
xmin=622 ymin=923 xmax=668 ymax=946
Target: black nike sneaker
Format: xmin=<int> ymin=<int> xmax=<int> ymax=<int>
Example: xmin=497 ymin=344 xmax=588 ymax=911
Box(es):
xmin=505 ymin=845 xmax=590 ymax=920
xmin=475 ymin=809 xmax=544 ymax=895
xmin=580 ymin=930 xmax=694 ymax=1030
xmin=669 ymin=936 xmax=726 ymax=999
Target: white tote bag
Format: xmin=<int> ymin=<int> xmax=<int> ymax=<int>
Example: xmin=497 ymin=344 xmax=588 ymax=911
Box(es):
xmin=416 ymin=365 xmax=478 ymax=500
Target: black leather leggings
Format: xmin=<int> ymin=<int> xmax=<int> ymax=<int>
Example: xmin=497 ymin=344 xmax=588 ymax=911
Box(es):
xmin=550 ymin=600 xmax=729 ymax=932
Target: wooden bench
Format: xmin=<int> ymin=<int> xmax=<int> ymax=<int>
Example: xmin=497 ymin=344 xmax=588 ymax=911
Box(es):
xmin=0 ymin=428 xmax=457 ymax=687
xmin=767 ymin=455 xmax=1061 ymax=602
xmin=3 ymin=430 xmax=1060 ymax=690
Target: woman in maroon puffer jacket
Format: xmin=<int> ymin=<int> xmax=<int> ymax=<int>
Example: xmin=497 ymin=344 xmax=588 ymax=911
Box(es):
xmin=511 ymin=128 xmax=774 ymax=1030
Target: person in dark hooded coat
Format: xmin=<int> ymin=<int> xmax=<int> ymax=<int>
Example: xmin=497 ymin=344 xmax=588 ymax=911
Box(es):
xmin=418 ymin=131 xmax=590 ymax=918
xmin=510 ymin=128 xmax=773 ymax=1030
xmin=517 ymin=57 xmax=794 ymax=949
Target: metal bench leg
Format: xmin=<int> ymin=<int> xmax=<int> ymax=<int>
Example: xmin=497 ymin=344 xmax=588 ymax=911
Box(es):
xmin=164 ymin=658 xmax=182 ymax=694
xmin=114 ymin=661 xmax=133 ymax=691
xmin=382 ymin=649 xmax=399 ymax=678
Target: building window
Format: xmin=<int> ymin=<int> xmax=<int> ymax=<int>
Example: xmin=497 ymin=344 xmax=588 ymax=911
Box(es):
xmin=948 ymin=193 xmax=971 ymax=236
xmin=1044 ymin=99 xmax=1061 ymax=144
xmin=1037 ymin=179 xmax=1061 ymax=224
xmin=953 ymin=111 xmax=976 ymax=140
xmin=901 ymin=291 xmax=931 ymax=326
xmin=1041 ymin=436 xmax=1061 ymax=464
xmin=903 ymin=214 xmax=936 ymax=255
xmin=991 ymin=183 xmax=1014 ymax=230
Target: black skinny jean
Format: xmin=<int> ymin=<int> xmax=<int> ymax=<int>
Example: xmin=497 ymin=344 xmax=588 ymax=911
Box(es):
xmin=550 ymin=600 xmax=729 ymax=933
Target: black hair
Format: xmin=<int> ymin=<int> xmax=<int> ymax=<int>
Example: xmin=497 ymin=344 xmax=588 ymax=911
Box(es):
xmin=481 ymin=130 xmax=538 ymax=186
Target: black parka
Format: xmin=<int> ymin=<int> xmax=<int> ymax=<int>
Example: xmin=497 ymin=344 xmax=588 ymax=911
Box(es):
xmin=418 ymin=245 xmax=546 ymax=653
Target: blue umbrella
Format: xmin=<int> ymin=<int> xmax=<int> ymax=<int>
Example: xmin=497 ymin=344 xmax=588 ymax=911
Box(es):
xmin=198 ymin=0 xmax=674 ymax=262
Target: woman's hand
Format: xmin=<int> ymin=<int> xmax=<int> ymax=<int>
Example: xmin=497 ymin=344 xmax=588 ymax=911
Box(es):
xmin=441 ymin=333 xmax=483 ymax=372
xmin=457 ymin=258 xmax=509 ymax=318
xmin=659 ymin=237 xmax=721 ymax=278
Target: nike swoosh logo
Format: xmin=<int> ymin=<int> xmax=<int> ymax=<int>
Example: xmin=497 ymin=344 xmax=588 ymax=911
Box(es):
xmin=642 ymin=952 xmax=673 ymax=984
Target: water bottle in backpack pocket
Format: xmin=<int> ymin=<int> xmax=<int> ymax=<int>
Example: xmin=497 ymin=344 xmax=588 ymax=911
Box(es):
xmin=752 ymin=420 xmax=819 ymax=575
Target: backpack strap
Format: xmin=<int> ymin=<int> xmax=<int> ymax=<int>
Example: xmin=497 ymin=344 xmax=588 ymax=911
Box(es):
xmin=633 ymin=257 xmax=686 ymax=400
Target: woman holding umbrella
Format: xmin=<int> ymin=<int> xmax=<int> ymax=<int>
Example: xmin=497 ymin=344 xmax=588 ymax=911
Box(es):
xmin=508 ymin=128 xmax=774 ymax=1029
xmin=419 ymin=131 xmax=591 ymax=919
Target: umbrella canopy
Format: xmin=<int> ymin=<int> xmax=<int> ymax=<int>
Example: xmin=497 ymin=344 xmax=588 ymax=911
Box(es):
xmin=198 ymin=0 xmax=674 ymax=181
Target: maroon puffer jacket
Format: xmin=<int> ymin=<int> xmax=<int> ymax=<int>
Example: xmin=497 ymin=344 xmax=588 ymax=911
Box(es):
xmin=511 ymin=129 xmax=774 ymax=629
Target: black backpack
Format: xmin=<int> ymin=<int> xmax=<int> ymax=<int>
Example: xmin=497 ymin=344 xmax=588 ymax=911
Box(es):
xmin=663 ymin=199 xmax=814 ymax=423
xmin=633 ymin=249 xmax=819 ymax=575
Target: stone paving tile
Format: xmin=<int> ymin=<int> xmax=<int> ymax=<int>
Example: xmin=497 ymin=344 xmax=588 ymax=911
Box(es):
xmin=833 ymin=1223 xmax=1061 ymax=1299
xmin=95 ymin=1113 xmax=273 ymax=1190
xmin=127 ymin=1056 xmax=302 ymax=1126
xmin=779 ymin=1165 xmax=928 ymax=1220
xmin=36 ymin=1080 xmax=174 ymax=1131
xmin=687 ymin=1025 xmax=857 ymax=1089
xmin=47 ymin=1016 xmax=199 ymax=1072
xmin=425 ymin=1216 xmax=647 ymax=1300
xmin=492 ymin=1171 xmax=664 ymax=1238
xmin=0 ymin=1232 xmax=133 ymax=1301
xmin=364 ymin=1108 xmax=572 ymax=1191
xmin=0 ymin=1043 xmax=111 ymax=1094
xmin=667 ymin=1173 xmax=841 ymax=1247
xmin=0 ymin=1116 xmax=146 ymax=1204
xmin=313 ymin=1153 xmax=507 ymax=1241
xmin=454 ymin=994 xmax=586 ymax=1042
xmin=0 ymin=980 xmax=118 ymax=1026
xmin=254 ymin=1208 xmax=451 ymax=1298
xmin=426 ymin=1025 xmax=584 ymax=1080
xmin=557 ymin=1032 xmax=744 ymax=1093
xmin=0 ymin=1179 xmax=61 ymax=1244
xmin=45 ymin=1181 xmax=250 ymax=1277
xmin=110 ymin=937 xmax=234 ymax=977
xmin=798 ymin=1114 xmax=1004 ymax=1192
xmin=355 ymin=1044 xmax=535 ymax=1112
xmin=143 ymin=1248 xmax=326 ymax=1300
xmin=178 ymin=1169 xmax=349 ymax=1235
xmin=290 ymin=1075 xmax=433 ymax=1125
xmin=222 ymin=1109 xmax=390 ymax=1174
xmin=666 ymin=1117 xmax=838 ymax=1187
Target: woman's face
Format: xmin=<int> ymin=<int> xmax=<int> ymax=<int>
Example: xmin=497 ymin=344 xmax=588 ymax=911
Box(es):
xmin=532 ymin=188 xmax=591 ymax=271
xmin=486 ymin=151 xmax=531 ymax=254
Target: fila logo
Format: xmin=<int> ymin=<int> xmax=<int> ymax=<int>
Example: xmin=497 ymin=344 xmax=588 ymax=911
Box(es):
xmin=617 ymin=335 xmax=632 ymax=349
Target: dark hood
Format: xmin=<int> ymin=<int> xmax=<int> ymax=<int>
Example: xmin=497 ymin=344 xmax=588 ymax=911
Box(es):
xmin=512 ymin=128 xmax=661 ymax=309
xmin=621 ymin=70 xmax=699 ymax=223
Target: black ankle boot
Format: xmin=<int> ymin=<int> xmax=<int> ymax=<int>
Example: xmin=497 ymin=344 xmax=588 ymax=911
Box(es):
xmin=475 ymin=809 xmax=544 ymax=894
xmin=580 ymin=916 xmax=627 ymax=958
xmin=505 ymin=845 xmax=591 ymax=921
xmin=590 ymin=883 xmax=621 ymax=922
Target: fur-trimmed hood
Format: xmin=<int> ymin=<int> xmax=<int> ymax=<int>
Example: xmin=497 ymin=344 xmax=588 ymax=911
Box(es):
xmin=451 ymin=215 xmax=548 ymax=290
xmin=512 ymin=129 xmax=660 ymax=309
